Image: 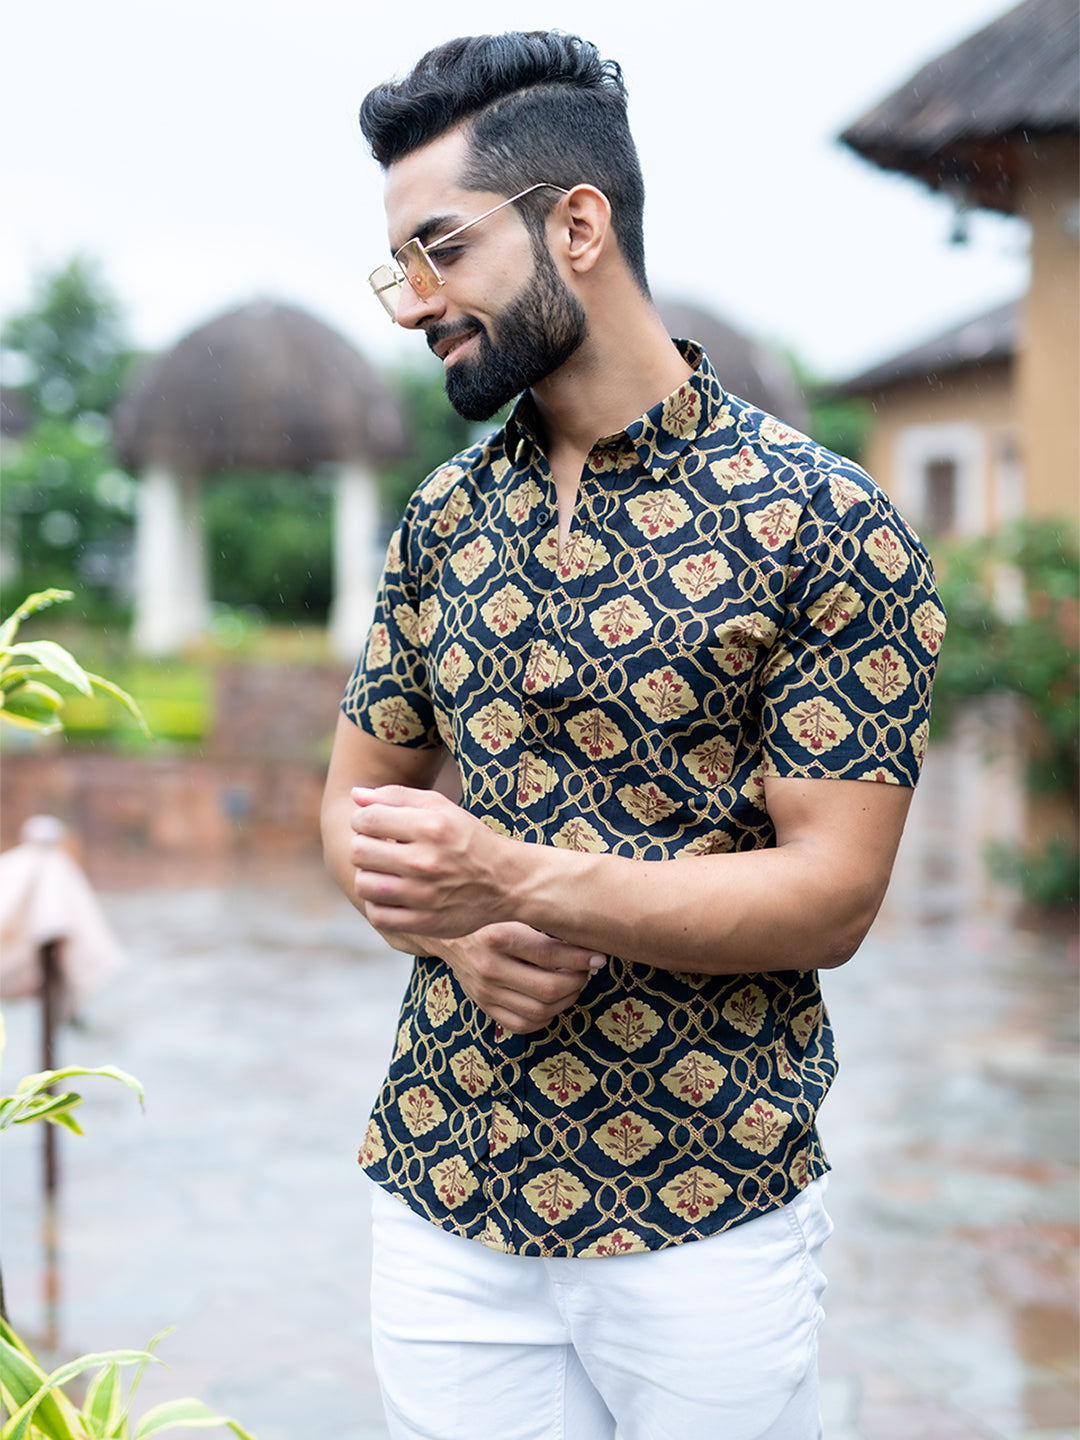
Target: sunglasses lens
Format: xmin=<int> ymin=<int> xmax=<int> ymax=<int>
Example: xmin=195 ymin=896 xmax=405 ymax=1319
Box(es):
xmin=368 ymin=265 xmax=402 ymax=319
xmin=394 ymin=240 xmax=442 ymax=299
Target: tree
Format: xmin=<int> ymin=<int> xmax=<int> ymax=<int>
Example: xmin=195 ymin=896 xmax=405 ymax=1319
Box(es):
xmin=785 ymin=351 xmax=871 ymax=463
xmin=1 ymin=258 xmax=139 ymax=618
xmin=933 ymin=519 xmax=1079 ymax=911
xmin=203 ymin=469 xmax=334 ymax=621
xmin=378 ymin=362 xmax=478 ymax=524
xmin=2 ymin=256 xmax=135 ymax=421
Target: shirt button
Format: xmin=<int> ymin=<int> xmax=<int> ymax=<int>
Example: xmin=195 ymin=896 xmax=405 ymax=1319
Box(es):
xmin=535 ymin=509 xmax=550 ymax=527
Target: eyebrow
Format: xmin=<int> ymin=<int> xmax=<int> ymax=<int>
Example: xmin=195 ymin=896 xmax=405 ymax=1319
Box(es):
xmin=390 ymin=213 xmax=464 ymax=258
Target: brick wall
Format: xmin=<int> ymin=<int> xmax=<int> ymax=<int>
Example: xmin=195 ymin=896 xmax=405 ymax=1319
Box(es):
xmin=0 ymin=663 xmax=355 ymax=885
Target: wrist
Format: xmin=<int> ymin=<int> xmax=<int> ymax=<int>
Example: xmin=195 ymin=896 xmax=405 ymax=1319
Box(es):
xmin=503 ymin=834 xmax=568 ymax=936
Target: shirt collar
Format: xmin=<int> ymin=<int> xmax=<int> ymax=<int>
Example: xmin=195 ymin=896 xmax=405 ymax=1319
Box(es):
xmin=502 ymin=340 xmax=726 ymax=479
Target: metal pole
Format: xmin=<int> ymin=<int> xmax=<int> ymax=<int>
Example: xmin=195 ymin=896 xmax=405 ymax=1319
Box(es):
xmin=40 ymin=939 xmax=61 ymax=1197
xmin=40 ymin=938 xmax=62 ymax=1350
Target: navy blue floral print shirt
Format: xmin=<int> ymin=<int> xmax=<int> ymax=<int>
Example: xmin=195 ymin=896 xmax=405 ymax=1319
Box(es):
xmin=342 ymin=343 xmax=943 ymax=1257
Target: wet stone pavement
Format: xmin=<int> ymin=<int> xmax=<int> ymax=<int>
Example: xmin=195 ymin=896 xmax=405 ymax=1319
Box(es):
xmin=2 ymin=848 xmax=1077 ymax=1438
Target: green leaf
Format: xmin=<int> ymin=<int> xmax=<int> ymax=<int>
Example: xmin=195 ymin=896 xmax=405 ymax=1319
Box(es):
xmin=133 ymin=1399 xmax=258 ymax=1439
xmin=0 ymin=1337 xmax=84 ymax=1440
xmin=48 ymin=1107 xmax=87 ymax=1135
xmin=1 ymin=678 xmax=65 ymax=716
xmin=0 ymin=706 xmax=64 ymax=734
xmin=0 ymin=1335 xmax=49 ymax=1410
xmin=0 ymin=669 xmax=64 ymax=701
xmin=85 ymin=674 xmax=152 ymax=740
xmin=41 ymin=1347 xmax=157 ymax=1395
xmin=113 ymin=1329 xmax=174 ymax=1434
xmin=0 ymin=1066 xmax=142 ymax=1133
xmin=84 ymin=1363 xmax=124 ymax=1437
xmin=13 ymin=1065 xmax=144 ymax=1108
xmin=4 ymin=1091 xmax=85 ymax=1131
xmin=1 ymin=641 xmax=92 ymax=694
xmin=1 ymin=1348 xmax=160 ymax=1437
xmin=0 ymin=590 xmax=74 ymax=648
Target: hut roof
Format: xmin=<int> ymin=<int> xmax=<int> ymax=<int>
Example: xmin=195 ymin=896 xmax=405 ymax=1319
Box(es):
xmin=113 ymin=300 xmax=407 ymax=473
xmin=839 ymin=0 xmax=1079 ymax=214
xmin=657 ymin=299 xmax=808 ymax=431
xmin=836 ymin=299 xmax=1019 ymax=395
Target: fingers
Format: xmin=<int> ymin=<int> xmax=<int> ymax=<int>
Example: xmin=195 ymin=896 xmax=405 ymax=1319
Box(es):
xmin=485 ymin=922 xmax=606 ymax=975
xmin=348 ymin=789 xmax=511 ymax=939
xmin=361 ymin=895 xmax=461 ymax=938
xmin=353 ymin=784 xmax=432 ymax=805
xmin=352 ymin=784 xmax=451 ymax=822
xmin=487 ymin=1007 xmax=565 ymax=1036
xmin=442 ymin=924 xmax=601 ymax=1034
xmin=350 ymin=800 xmax=442 ymax=846
xmin=475 ymin=975 xmax=588 ymax=1035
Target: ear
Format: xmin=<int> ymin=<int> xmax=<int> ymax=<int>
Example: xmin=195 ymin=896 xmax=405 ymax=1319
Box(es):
xmin=558 ymin=185 xmax=612 ymax=276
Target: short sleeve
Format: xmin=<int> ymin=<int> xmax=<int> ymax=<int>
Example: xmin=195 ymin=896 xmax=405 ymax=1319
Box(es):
xmin=759 ymin=483 xmax=945 ymax=787
xmin=340 ymin=510 xmax=442 ymax=750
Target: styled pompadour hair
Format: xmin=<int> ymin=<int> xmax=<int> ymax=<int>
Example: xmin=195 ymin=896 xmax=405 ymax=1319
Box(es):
xmin=359 ymin=31 xmax=649 ymax=293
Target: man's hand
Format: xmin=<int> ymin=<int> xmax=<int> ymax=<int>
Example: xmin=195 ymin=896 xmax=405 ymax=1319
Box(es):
xmin=436 ymin=922 xmax=606 ymax=1035
xmin=349 ymin=784 xmax=515 ymax=936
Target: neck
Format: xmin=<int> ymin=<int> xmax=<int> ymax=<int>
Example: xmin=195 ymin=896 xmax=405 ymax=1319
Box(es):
xmin=527 ymin=281 xmax=694 ymax=455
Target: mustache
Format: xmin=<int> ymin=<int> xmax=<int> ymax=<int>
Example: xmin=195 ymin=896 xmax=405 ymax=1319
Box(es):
xmin=426 ymin=318 xmax=485 ymax=358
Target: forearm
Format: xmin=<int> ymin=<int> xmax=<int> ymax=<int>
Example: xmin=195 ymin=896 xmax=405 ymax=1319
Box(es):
xmin=349 ymin=775 xmax=913 ymax=980
xmin=506 ymin=841 xmax=881 ymax=975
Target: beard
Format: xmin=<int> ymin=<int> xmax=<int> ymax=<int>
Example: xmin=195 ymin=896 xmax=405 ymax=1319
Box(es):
xmin=432 ymin=246 xmax=588 ymax=423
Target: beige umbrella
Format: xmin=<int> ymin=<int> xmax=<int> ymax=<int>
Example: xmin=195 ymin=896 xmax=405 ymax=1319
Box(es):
xmin=0 ymin=815 xmax=123 ymax=1010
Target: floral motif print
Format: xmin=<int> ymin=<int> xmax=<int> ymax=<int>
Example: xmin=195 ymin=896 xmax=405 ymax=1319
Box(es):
xmin=342 ymin=343 xmax=943 ymax=1257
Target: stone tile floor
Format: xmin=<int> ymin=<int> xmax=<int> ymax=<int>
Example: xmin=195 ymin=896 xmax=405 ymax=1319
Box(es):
xmin=2 ymin=861 xmax=1076 ymax=1439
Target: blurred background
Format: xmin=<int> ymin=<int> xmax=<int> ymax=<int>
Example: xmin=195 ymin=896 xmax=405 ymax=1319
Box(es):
xmin=1 ymin=1 xmax=1076 ymax=1437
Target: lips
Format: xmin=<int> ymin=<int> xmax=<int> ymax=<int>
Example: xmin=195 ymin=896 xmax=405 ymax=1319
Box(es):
xmin=430 ymin=325 xmax=481 ymax=364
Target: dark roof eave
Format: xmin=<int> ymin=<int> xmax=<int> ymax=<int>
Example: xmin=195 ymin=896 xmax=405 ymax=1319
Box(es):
xmin=839 ymin=0 xmax=1080 ymax=213
xmin=835 ymin=299 xmax=1020 ymax=395
xmin=840 ymin=126 xmax=1074 ymax=215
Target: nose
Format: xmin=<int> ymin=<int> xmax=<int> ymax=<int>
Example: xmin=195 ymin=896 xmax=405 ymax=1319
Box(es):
xmin=395 ymin=277 xmax=446 ymax=330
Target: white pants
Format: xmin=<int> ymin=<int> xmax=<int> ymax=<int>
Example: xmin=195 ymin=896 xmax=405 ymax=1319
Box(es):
xmin=369 ymin=1177 xmax=832 ymax=1440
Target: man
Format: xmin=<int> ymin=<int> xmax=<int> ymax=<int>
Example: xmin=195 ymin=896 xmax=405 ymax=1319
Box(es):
xmin=322 ymin=30 xmax=944 ymax=1440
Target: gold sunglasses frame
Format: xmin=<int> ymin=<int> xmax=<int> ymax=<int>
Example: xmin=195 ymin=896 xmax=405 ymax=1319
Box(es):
xmin=368 ymin=182 xmax=569 ymax=319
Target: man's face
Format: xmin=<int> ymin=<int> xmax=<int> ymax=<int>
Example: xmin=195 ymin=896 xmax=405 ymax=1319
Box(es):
xmin=383 ymin=130 xmax=587 ymax=421
xmin=439 ymin=241 xmax=587 ymax=422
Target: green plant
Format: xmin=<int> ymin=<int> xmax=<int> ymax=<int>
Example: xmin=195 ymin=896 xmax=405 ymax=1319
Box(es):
xmin=0 ymin=575 xmax=251 ymax=1436
xmin=0 ymin=1319 xmax=256 ymax=1440
xmin=0 ymin=1045 xmax=257 ymax=1438
xmin=203 ymin=470 xmax=334 ymax=621
xmin=1 ymin=257 xmax=140 ymax=616
xmin=379 ymin=361 xmax=475 ymax=523
xmin=786 ymin=350 xmax=872 ymax=463
xmin=0 ymin=1064 xmax=143 ymax=1138
xmin=0 ymin=591 xmax=148 ymax=738
xmin=933 ymin=518 xmax=1079 ymax=911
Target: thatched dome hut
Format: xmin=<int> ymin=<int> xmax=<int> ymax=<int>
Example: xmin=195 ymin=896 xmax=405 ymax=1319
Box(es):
xmin=656 ymin=299 xmax=809 ymax=433
xmin=116 ymin=300 xmax=406 ymax=660
xmin=113 ymin=300 xmax=406 ymax=473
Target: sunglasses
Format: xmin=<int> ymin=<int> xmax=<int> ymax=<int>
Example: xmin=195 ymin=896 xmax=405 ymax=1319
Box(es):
xmin=368 ymin=183 xmax=569 ymax=319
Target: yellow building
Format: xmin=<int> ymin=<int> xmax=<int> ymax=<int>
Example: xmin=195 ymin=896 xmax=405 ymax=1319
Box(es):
xmin=839 ymin=0 xmax=1078 ymax=534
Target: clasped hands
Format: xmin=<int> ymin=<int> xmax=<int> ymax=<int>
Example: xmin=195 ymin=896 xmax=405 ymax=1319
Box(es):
xmin=349 ymin=786 xmax=606 ymax=1034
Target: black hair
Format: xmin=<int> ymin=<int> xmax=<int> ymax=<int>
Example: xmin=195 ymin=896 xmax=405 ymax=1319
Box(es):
xmin=359 ymin=31 xmax=648 ymax=293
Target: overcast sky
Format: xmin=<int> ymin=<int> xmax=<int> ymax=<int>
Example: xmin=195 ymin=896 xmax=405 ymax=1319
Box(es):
xmin=1 ymin=0 xmax=1028 ymax=384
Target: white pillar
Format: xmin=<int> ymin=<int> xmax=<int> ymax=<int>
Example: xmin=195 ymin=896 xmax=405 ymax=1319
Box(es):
xmin=132 ymin=466 xmax=210 ymax=655
xmin=329 ymin=461 xmax=379 ymax=665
